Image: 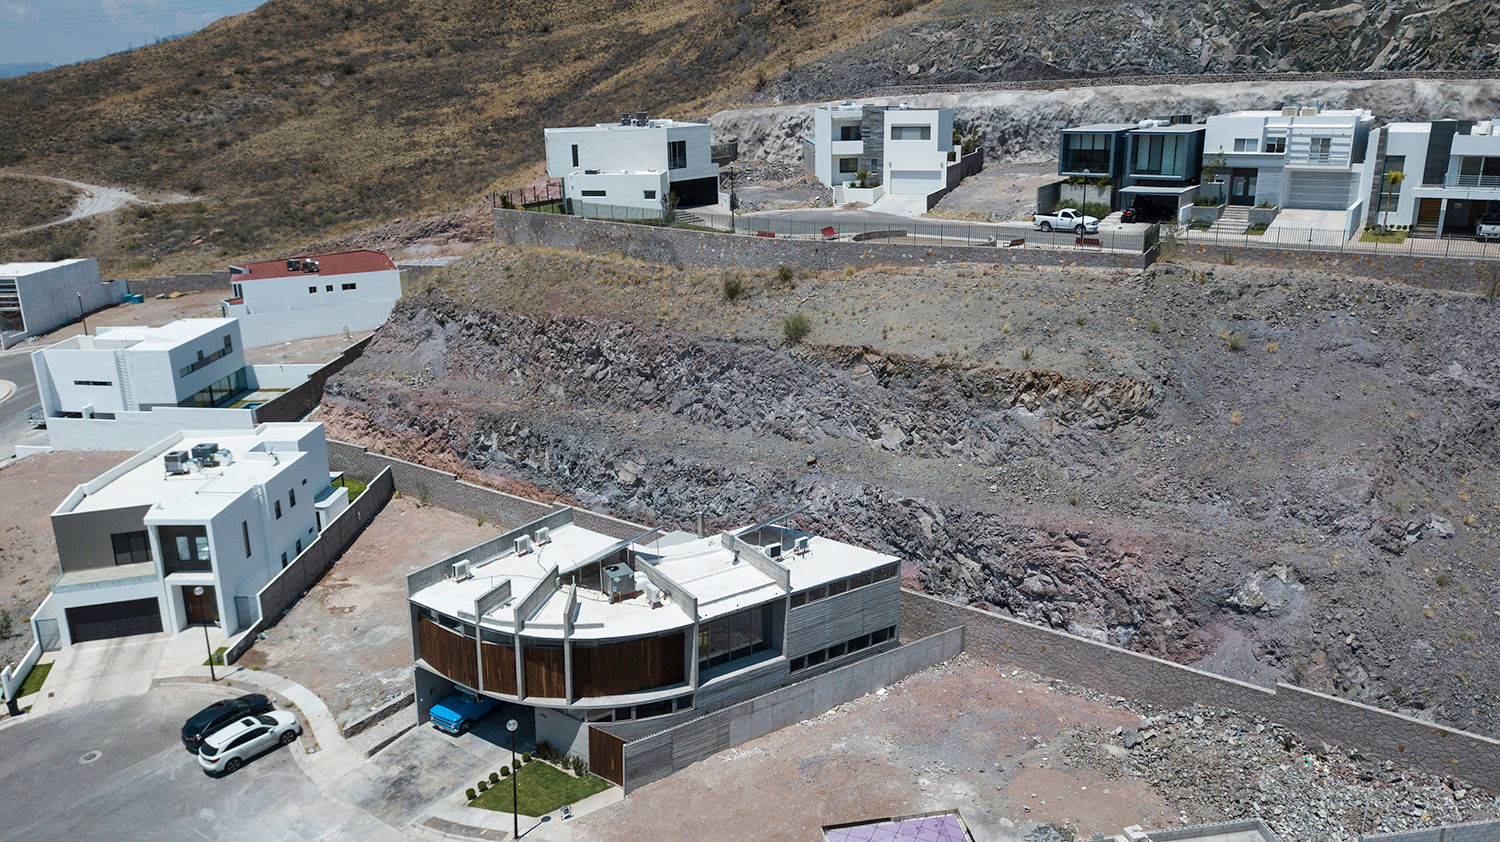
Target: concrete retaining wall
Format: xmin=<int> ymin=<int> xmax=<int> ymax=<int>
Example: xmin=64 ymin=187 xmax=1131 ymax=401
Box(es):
xmin=233 ymin=303 xmax=395 ymax=349
xmin=493 ymin=208 xmax=1150 ymax=271
xmin=616 ymin=627 xmax=964 ymax=792
xmin=124 ymin=271 xmax=232 ymax=299
xmin=225 ymin=468 xmax=394 ymax=664
xmin=325 ymin=440 xmax=645 ymax=540
xmin=254 ymin=336 xmax=372 ymax=424
xmin=900 ymin=590 xmax=1500 ymax=792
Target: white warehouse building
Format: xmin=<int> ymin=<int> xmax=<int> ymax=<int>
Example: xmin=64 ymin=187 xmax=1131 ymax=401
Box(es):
xmin=544 ymin=114 xmax=721 ymax=217
xmin=31 ymin=318 xmax=322 ymax=451
xmin=221 ymin=250 xmax=401 ymax=348
xmin=33 ymin=422 xmax=348 ymax=647
xmin=0 ymin=259 xmax=125 ymax=349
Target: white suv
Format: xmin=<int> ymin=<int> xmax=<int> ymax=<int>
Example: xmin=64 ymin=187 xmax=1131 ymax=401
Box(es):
xmin=197 ymin=711 xmax=302 ymax=775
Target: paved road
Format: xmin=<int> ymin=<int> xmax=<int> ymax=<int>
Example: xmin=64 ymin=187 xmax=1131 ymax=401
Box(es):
xmin=0 ymin=344 xmax=45 ymax=457
xmin=734 ymin=206 xmax=1145 ymax=250
xmin=0 ymin=685 xmax=408 ymax=841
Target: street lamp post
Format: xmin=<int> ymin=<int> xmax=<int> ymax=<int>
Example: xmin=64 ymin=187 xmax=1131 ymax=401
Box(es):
xmin=77 ymin=291 xmax=86 ymax=336
xmin=193 ymin=586 xmax=216 ymax=681
xmin=506 ymin=718 xmax=520 ymax=838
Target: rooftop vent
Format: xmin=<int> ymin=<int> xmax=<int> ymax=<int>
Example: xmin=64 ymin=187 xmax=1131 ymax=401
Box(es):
xmin=452 ymin=559 xmax=472 ymax=580
xmin=286 ymin=259 xmax=301 ymax=272
xmin=764 ymin=542 xmax=782 ymax=558
xmin=514 ymin=534 xmax=533 ymax=556
xmin=305 ymin=259 xmax=320 ymax=273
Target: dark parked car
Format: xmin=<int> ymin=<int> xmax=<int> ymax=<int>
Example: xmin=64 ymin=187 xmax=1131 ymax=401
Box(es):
xmin=181 ymin=694 xmax=274 ymax=753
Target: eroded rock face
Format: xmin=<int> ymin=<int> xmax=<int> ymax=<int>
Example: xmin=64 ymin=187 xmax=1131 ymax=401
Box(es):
xmin=1226 ymin=565 xmax=1305 ymax=616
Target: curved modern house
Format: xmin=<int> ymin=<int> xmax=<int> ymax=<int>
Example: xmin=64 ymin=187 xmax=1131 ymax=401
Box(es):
xmin=406 ymin=507 xmax=902 ymax=770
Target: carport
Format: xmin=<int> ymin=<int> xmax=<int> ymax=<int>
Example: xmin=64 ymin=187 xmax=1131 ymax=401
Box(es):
xmin=1120 ymin=184 xmax=1197 ymax=224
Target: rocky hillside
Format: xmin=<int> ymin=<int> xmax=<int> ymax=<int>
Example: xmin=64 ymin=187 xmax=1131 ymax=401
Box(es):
xmin=318 ymin=245 xmax=1500 ymax=739
xmin=775 ymin=0 xmax=1500 ymax=100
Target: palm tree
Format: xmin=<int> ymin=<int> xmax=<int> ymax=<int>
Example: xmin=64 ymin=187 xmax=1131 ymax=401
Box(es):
xmin=1375 ymin=169 xmax=1405 ymax=230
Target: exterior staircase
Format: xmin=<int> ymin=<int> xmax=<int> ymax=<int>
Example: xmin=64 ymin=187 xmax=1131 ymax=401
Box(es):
xmin=1409 ymin=221 xmax=1439 ymax=239
xmin=673 ymin=209 xmax=709 ymax=229
xmin=1207 ymin=205 xmax=1252 ymax=235
xmin=114 ymin=349 xmax=135 ymax=412
xmin=832 ymin=185 xmax=847 ymax=206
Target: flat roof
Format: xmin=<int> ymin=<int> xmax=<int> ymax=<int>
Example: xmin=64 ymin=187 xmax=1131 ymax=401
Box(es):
xmin=57 ymin=424 xmax=322 ymax=521
xmin=1130 ymin=123 xmax=1205 ymax=134
xmin=411 ymin=513 xmax=900 ymax=640
xmin=824 ymin=812 xmax=975 ymax=842
xmin=546 ymin=119 xmax=706 ymax=132
xmin=231 ymin=250 xmax=395 ymax=281
xmin=1063 ymin=123 xmax=1137 ymax=133
xmin=0 ymin=259 xmax=91 ymax=276
xmin=75 ymin=318 xmax=235 ymax=351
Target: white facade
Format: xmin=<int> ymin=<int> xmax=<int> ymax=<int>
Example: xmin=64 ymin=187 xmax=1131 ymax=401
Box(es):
xmin=220 ymin=250 xmax=401 ymax=348
xmin=544 ymin=117 xmax=719 ymax=214
xmin=38 ymin=423 xmax=343 ymax=647
xmin=30 ymin=318 xmax=321 ymax=451
xmin=1371 ymin=119 xmax=1500 ymax=234
xmin=0 ymin=258 xmax=125 ymax=349
xmin=808 ymin=103 xmax=957 ymax=198
xmin=1202 ymin=107 xmax=1374 ymax=211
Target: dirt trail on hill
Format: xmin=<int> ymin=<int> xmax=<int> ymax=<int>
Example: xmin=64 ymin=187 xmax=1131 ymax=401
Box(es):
xmin=0 ymin=171 xmax=192 ymax=236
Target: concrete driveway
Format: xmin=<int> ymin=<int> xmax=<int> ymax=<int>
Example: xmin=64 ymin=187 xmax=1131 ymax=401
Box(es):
xmin=29 ymin=628 xmax=233 ymax=716
xmin=0 ymin=685 xmax=406 ymax=841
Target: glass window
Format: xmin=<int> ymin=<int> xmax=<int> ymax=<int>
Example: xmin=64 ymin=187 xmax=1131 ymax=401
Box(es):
xmin=890 ymin=125 xmax=931 ymax=141
xmin=1233 ymin=138 xmax=1258 ymax=152
xmin=1063 ymin=133 xmax=1112 ymax=173
xmin=827 ymin=578 xmax=847 ymax=597
xmin=274 ymin=500 xmax=282 ymax=519
xmin=111 ymin=531 xmax=151 ymax=565
xmin=581 ymin=189 xmax=606 ymax=197
xmin=643 ymin=190 xmax=656 ymax=200
xmin=828 ymin=641 xmax=846 ymax=659
xmin=571 ymin=144 xmax=579 ymax=168
xmin=241 ymin=521 xmax=251 ymax=557
xmin=159 ymin=525 xmax=211 ymax=572
xmin=668 ymin=140 xmax=687 ymax=169
xmin=809 ymin=585 xmax=826 ymax=602
xmin=308 ymin=286 xmax=317 ymax=294
xmin=1378 ymin=155 xmax=1405 ymax=203
xmin=839 ymin=125 xmax=861 ymax=141
xmin=838 ymin=157 xmax=859 ymax=173
xmin=790 ymin=591 xmax=807 ymax=608
xmin=806 ymin=649 xmax=826 ymax=666
xmin=342 ymin=283 xmax=356 ymax=291
xmin=288 ymin=489 xmax=296 ymax=507
xmin=790 ymin=656 xmax=806 ymax=671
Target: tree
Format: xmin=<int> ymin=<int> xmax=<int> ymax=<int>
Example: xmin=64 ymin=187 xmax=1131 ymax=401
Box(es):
xmin=1375 ymin=169 xmax=1405 ymax=230
xmin=660 ymin=190 xmax=679 ymax=225
xmin=1201 ymin=151 xmax=1229 ymax=203
xmin=854 ymin=169 xmax=871 ymax=189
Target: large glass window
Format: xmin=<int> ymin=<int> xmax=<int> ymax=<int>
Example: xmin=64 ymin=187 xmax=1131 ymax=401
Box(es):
xmin=1062 ymin=133 xmax=1112 ymax=173
xmin=668 ymin=140 xmax=687 ymax=169
xmin=890 ymin=125 xmax=931 ymax=141
xmin=111 ymin=531 xmax=151 ymax=566
xmin=838 ymin=157 xmax=859 ymax=174
xmin=1133 ymin=134 xmax=1184 ymax=177
xmin=1378 ymin=155 xmax=1406 ymax=204
xmin=159 ymin=525 xmax=211 ymax=572
xmin=181 ymin=367 xmax=247 ymax=408
xmin=838 ymin=125 xmax=862 ymax=141
xmin=1265 ymin=136 xmax=1287 ymax=154
xmin=697 ymin=604 xmax=772 ymax=672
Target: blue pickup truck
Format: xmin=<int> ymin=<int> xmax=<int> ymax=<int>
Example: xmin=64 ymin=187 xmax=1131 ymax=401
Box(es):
xmin=428 ymin=691 xmax=501 ymax=735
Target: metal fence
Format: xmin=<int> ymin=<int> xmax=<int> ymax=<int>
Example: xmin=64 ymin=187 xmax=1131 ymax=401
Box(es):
xmin=1181 ymin=226 xmax=1500 ymax=259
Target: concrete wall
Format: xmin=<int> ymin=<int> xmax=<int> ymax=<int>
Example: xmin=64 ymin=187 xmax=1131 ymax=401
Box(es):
xmin=784 ymin=579 xmax=900 ymax=659
xmin=225 ymin=467 xmax=394 ymax=664
xmin=899 ymin=590 xmax=1500 ymax=793
xmin=44 ymin=405 xmax=260 ymax=451
xmin=614 ymin=627 xmax=963 ymax=792
xmin=124 ymin=271 xmax=232 ymax=299
xmin=51 ymin=503 xmax=152 ymax=573
xmin=230 ymin=302 xmax=396 ymax=349
xmin=253 ymin=336 xmax=372 ymax=424
xmin=5 ymin=260 xmax=125 ymax=348
xmin=1168 ymin=240 xmax=1495 ymax=295
xmin=536 ymin=707 xmax=590 ymax=760
xmin=1361 ymin=819 xmax=1500 ymax=842
xmin=493 ymin=208 xmax=1152 ymax=272
xmin=326 ymin=440 xmax=645 ymax=540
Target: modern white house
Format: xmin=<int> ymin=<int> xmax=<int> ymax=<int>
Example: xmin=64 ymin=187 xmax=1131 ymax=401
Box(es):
xmin=544 ymin=114 xmax=721 ymax=217
xmin=220 ymin=250 xmax=401 ymax=348
xmin=1201 ymin=107 xmax=1375 ymax=223
xmin=806 ymin=102 xmax=977 ymax=207
xmin=32 ymin=422 xmax=347 ymax=647
xmin=408 ymin=507 xmax=902 ymax=770
xmin=0 ymin=259 xmax=125 ymax=349
xmin=31 ymin=318 xmax=322 ymax=450
xmin=1365 ymin=118 xmax=1500 ymax=236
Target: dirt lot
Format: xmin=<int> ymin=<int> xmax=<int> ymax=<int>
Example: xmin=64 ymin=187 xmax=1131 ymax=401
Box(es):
xmin=238 ymin=496 xmax=501 ymax=729
xmin=930 ymin=158 xmax=1058 ymax=221
xmin=0 ymin=450 xmax=132 ymax=666
xmin=574 ymin=655 xmax=1497 ymax=842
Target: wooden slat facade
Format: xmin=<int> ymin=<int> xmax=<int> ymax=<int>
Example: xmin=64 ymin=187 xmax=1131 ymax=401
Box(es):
xmin=418 ymin=617 xmax=479 ymax=689
xmin=589 ymin=726 xmax=626 ymax=786
xmin=481 ymin=639 xmax=517 ymax=695
xmin=573 ymin=632 xmax=687 ymax=698
xmin=523 ymin=644 xmax=567 ymax=698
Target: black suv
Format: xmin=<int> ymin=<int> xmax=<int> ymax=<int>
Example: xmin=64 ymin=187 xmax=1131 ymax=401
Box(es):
xmin=181 ymin=694 xmax=274 ymax=753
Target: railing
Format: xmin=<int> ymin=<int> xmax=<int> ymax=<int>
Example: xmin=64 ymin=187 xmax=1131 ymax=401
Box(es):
xmin=1177 ymin=223 xmax=1500 ymax=260
xmin=1449 ymin=173 xmax=1500 ymax=188
xmin=50 ymin=565 xmax=160 ymax=593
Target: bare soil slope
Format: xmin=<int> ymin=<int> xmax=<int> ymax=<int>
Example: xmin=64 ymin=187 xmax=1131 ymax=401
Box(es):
xmin=320 ymin=245 xmax=1500 ymax=740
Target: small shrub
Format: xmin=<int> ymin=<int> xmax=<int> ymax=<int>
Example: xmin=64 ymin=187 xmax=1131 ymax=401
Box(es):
xmin=1001 ymin=323 xmax=1012 ymax=334
xmin=522 ymin=751 xmax=533 ymax=763
xmin=723 ymin=274 xmax=743 ymax=302
xmin=1148 ymin=319 xmax=1162 ymax=334
xmin=466 ymin=788 xmax=476 ymax=801
xmin=572 ymin=756 xmax=586 ymax=777
xmin=777 ymin=264 xmax=794 ymax=284
xmin=1222 ymin=251 xmax=1236 ymax=265
xmin=1067 ymin=491 xmax=1080 ymax=506
xmin=489 ymin=772 xmax=500 ymax=784
xmin=1075 ymin=314 xmax=1087 ymax=327
xmin=1266 ymin=341 xmax=1279 ymax=353
xmin=1227 ymin=332 xmax=1246 ymax=351
xmin=782 ymin=311 xmax=812 ymax=344
xmin=477 ymin=780 xmax=488 ymax=793
xmin=1229 ymin=409 xmax=1243 ymax=425
xmin=500 ymin=766 xmax=510 ymax=777
xmin=1020 ymin=347 xmax=1032 ymax=361
xmin=1437 ymin=572 xmax=1453 ymax=587
xmin=754 ymin=69 xmax=767 ymax=90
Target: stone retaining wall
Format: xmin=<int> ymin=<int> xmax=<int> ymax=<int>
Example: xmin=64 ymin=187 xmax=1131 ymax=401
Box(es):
xmin=1171 ymin=243 xmax=1493 ymax=296
xmin=493 ymin=208 xmax=1150 ymax=271
xmin=1361 ymin=819 xmax=1500 ymax=842
xmin=900 ymin=590 xmax=1500 ymax=792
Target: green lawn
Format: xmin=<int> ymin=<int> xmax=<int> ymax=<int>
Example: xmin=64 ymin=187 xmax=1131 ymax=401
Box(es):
xmin=16 ymin=662 xmax=51 ymax=698
xmin=203 ymin=646 xmax=228 ymax=666
xmin=337 ymin=477 xmax=367 ymax=501
xmin=1360 ymin=229 xmax=1408 ymax=244
xmin=469 ymin=761 xmax=611 ymax=816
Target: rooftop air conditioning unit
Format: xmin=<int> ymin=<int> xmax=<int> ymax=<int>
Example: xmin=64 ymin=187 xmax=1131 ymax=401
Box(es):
xmin=620 ymin=112 xmax=632 ymax=125
xmin=1281 ymin=106 xmax=1299 ymax=117
xmin=452 ymin=559 xmax=472 ymax=580
xmin=514 ymin=534 xmax=533 ymax=555
xmin=1300 ymin=106 xmax=1319 ymax=116
xmin=306 ymin=260 xmax=320 ymax=273
xmin=535 ymin=526 xmax=551 ymax=544
xmin=286 ymin=259 xmax=301 ymax=272
xmin=603 ymin=563 xmax=634 ymax=600
xmin=764 ymin=542 xmax=782 ymax=558
xmin=633 ymin=111 xmax=649 ymax=126
xmin=164 ymin=450 xmax=192 ymax=475
xmin=793 ymin=536 xmax=810 ymax=554
xmin=190 ymin=442 xmax=220 ymax=468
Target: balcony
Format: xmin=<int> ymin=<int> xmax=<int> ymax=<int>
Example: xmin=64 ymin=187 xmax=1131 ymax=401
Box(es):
xmin=830 ymin=140 xmax=864 ymax=156
xmin=53 ymin=561 xmax=159 ymax=593
xmin=1448 ymin=173 xmax=1500 ymax=189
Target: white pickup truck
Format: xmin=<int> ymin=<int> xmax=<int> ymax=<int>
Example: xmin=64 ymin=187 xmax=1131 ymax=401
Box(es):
xmin=1033 ymin=207 xmax=1099 ymax=234
xmin=1477 ymin=216 xmax=1500 ymax=239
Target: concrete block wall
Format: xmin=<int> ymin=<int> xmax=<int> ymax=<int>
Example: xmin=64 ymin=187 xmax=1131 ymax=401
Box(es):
xmin=615 ymin=627 xmax=963 ymax=792
xmin=1361 ymin=819 xmax=1500 ymax=842
xmin=123 ymin=271 xmax=232 ymax=299
xmin=493 ymin=208 xmax=1151 ymax=272
xmin=225 ymin=468 xmax=394 ymax=664
xmin=254 ymin=336 xmax=372 ymax=424
xmin=900 ymin=590 xmax=1500 ymax=793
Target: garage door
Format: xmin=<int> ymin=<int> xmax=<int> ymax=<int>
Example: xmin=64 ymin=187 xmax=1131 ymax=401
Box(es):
xmin=66 ymin=598 xmax=163 ymax=644
xmin=1286 ymin=172 xmax=1356 ymax=210
xmin=887 ymin=169 xmax=942 ymax=196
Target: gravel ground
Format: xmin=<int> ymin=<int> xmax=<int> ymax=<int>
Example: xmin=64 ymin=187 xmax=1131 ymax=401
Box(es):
xmin=929 ymin=158 xmax=1058 ymax=221
xmin=0 ymin=450 xmax=133 ymax=668
xmin=237 ymin=496 xmax=501 ymax=729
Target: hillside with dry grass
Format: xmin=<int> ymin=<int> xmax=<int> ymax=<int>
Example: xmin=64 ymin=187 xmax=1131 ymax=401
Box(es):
xmin=0 ymin=0 xmax=926 ymax=273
